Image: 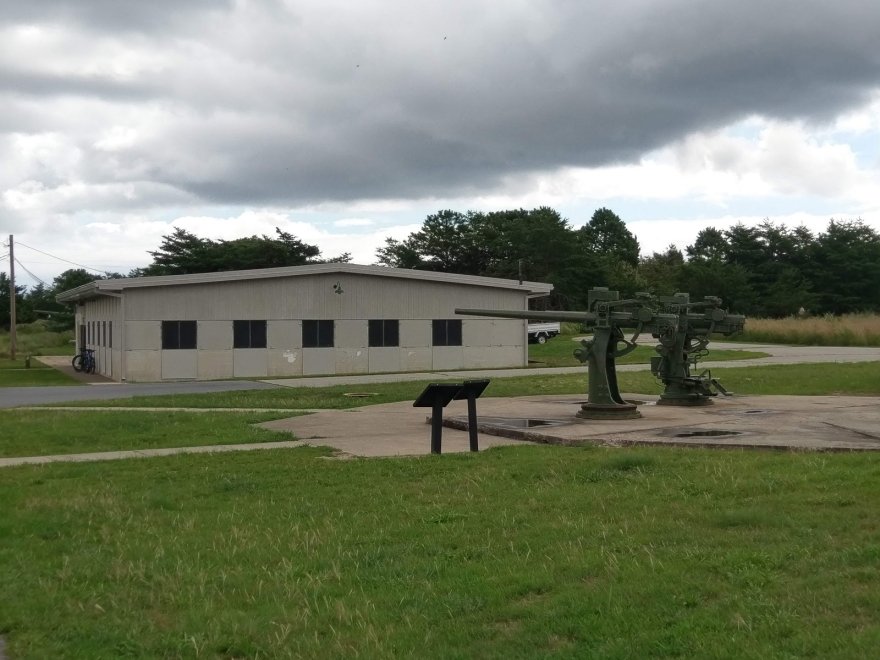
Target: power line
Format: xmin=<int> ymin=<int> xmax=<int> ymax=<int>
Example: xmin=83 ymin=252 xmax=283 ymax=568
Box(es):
xmin=14 ymin=257 xmax=49 ymax=287
xmin=14 ymin=240 xmax=112 ymax=275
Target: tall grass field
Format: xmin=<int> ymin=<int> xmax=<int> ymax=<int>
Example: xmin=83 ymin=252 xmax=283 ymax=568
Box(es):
xmin=740 ymin=313 xmax=880 ymax=346
xmin=0 ymin=320 xmax=74 ymax=358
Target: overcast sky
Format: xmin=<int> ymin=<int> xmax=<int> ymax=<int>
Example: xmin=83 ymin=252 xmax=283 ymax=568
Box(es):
xmin=2 ymin=0 xmax=879 ymax=287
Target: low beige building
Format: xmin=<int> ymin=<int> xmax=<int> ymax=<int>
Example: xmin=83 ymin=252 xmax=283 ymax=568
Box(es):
xmin=56 ymin=263 xmax=552 ymax=382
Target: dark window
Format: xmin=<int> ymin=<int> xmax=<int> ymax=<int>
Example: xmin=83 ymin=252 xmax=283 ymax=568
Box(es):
xmin=162 ymin=320 xmax=198 ymax=350
xmin=109 ymin=321 xmax=113 ymax=349
xmin=432 ymin=319 xmax=462 ymax=346
xmin=302 ymin=320 xmax=334 ymax=348
xmin=368 ymin=320 xmax=399 ymax=347
xmin=102 ymin=321 xmax=107 ymax=347
xmin=234 ymin=320 xmax=268 ymax=348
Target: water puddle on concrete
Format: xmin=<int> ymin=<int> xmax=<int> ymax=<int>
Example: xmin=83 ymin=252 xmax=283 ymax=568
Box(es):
xmin=665 ymin=429 xmax=743 ymax=438
xmin=453 ymin=416 xmax=570 ymax=430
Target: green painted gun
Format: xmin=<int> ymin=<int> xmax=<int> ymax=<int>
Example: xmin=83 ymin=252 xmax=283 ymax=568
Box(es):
xmin=457 ymin=287 xmax=678 ymax=419
xmin=457 ymin=287 xmax=745 ymax=418
xmin=650 ymin=293 xmax=745 ymax=405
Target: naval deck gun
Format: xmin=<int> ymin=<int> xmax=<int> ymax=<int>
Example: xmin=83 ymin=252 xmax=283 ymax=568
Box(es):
xmin=457 ymin=287 xmax=744 ymax=419
xmin=651 ymin=293 xmax=745 ymax=405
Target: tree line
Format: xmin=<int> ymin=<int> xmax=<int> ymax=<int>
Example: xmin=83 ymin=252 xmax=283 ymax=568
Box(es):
xmin=3 ymin=210 xmax=879 ymax=331
xmin=377 ymin=208 xmax=880 ymax=316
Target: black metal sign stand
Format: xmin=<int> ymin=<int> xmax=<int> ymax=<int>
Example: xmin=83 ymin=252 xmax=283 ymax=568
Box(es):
xmin=454 ymin=379 xmax=491 ymax=452
xmin=413 ymin=379 xmax=490 ymax=454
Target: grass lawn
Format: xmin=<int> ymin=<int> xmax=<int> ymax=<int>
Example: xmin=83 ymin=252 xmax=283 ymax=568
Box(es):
xmin=2 ymin=360 xmax=879 ymax=656
xmin=0 ymin=410 xmax=298 ymax=458
xmin=1 ymin=445 xmax=879 ymax=658
xmin=0 ymin=358 xmax=81 ymax=387
xmin=529 ymin=336 xmax=768 ymax=367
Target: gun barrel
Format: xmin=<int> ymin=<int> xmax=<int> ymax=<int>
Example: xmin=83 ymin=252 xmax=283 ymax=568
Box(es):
xmin=455 ymin=308 xmax=595 ymax=323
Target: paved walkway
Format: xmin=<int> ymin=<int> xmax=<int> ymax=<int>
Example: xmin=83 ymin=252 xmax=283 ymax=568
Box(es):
xmin=0 ymin=378 xmax=279 ymax=409
xmin=0 ymin=441 xmax=305 ymax=468
xmin=36 ymin=355 xmax=115 ymax=384
xmin=29 ymin=406 xmax=321 ymax=413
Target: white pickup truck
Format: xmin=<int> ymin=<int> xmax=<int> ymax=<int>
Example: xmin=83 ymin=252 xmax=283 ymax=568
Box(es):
xmin=527 ymin=321 xmax=561 ymax=344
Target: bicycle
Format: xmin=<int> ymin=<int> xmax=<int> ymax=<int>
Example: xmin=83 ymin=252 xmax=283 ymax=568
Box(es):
xmin=72 ymin=348 xmax=96 ymax=374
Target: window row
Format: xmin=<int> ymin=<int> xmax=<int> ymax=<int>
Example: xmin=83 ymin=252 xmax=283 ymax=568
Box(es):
xmin=159 ymin=320 xmax=464 ymax=349
xmin=85 ymin=320 xmax=112 ymax=348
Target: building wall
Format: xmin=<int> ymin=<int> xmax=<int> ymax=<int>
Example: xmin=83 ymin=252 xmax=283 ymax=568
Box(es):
xmin=76 ymin=295 xmax=122 ymax=379
xmin=81 ymin=272 xmax=532 ymax=381
xmin=121 ymin=273 xmax=526 ymax=320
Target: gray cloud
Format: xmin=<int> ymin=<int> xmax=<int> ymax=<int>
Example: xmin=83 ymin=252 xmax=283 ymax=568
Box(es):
xmin=2 ymin=0 xmax=235 ymax=32
xmin=2 ymin=0 xmax=880 ymax=211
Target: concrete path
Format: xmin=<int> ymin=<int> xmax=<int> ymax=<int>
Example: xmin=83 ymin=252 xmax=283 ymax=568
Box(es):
xmin=0 ymin=379 xmax=280 ymax=409
xmin=0 ymin=440 xmax=305 ymax=468
xmin=29 ymin=406 xmax=321 ymax=413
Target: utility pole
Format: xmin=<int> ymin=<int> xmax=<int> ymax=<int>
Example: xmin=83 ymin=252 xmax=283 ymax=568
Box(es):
xmin=8 ymin=235 xmax=15 ymax=361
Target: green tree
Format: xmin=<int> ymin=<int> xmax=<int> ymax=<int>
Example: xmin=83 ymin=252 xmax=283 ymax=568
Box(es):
xmin=404 ymin=210 xmax=482 ymax=273
xmin=52 ymin=269 xmax=98 ymax=294
xmin=144 ymin=227 xmax=329 ymax=276
xmin=375 ymin=237 xmax=424 ymax=269
xmin=475 ymin=207 xmax=595 ymax=308
xmin=0 ymin=272 xmax=27 ymax=331
xmin=145 ymin=228 xmax=210 ymax=274
xmin=723 ymin=223 xmax=765 ymax=272
xmin=45 ymin=269 xmax=101 ymax=331
xmin=639 ymin=245 xmax=685 ymax=295
xmin=22 ymin=282 xmax=54 ymax=321
xmin=566 ymin=208 xmax=642 ymax=301
xmin=679 ymin=260 xmax=754 ymax=314
xmin=684 ymin=221 xmax=822 ymax=316
xmin=578 ymin=208 xmax=640 ymax=267
xmin=807 ymin=220 xmax=880 ymax=314
xmin=686 ymin=227 xmax=728 ymax=261
xmin=762 ymin=267 xmax=816 ymax=317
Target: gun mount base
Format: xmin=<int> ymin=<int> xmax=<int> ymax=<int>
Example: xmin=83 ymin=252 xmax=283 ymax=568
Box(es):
xmin=657 ymin=373 xmax=731 ymax=406
xmin=657 ymin=393 xmax=715 ymax=406
xmin=577 ymin=401 xmax=641 ymax=420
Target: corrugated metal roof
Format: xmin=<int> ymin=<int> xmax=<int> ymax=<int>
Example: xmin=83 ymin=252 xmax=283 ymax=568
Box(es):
xmin=56 ymin=263 xmax=553 ymax=303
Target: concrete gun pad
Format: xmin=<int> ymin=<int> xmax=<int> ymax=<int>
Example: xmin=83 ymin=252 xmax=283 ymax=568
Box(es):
xmin=260 ymin=394 xmax=880 ymax=457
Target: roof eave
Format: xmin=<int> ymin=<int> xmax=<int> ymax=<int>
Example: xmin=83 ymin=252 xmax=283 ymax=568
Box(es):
xmin=54 ymin=264 xmax=554 ymax=299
